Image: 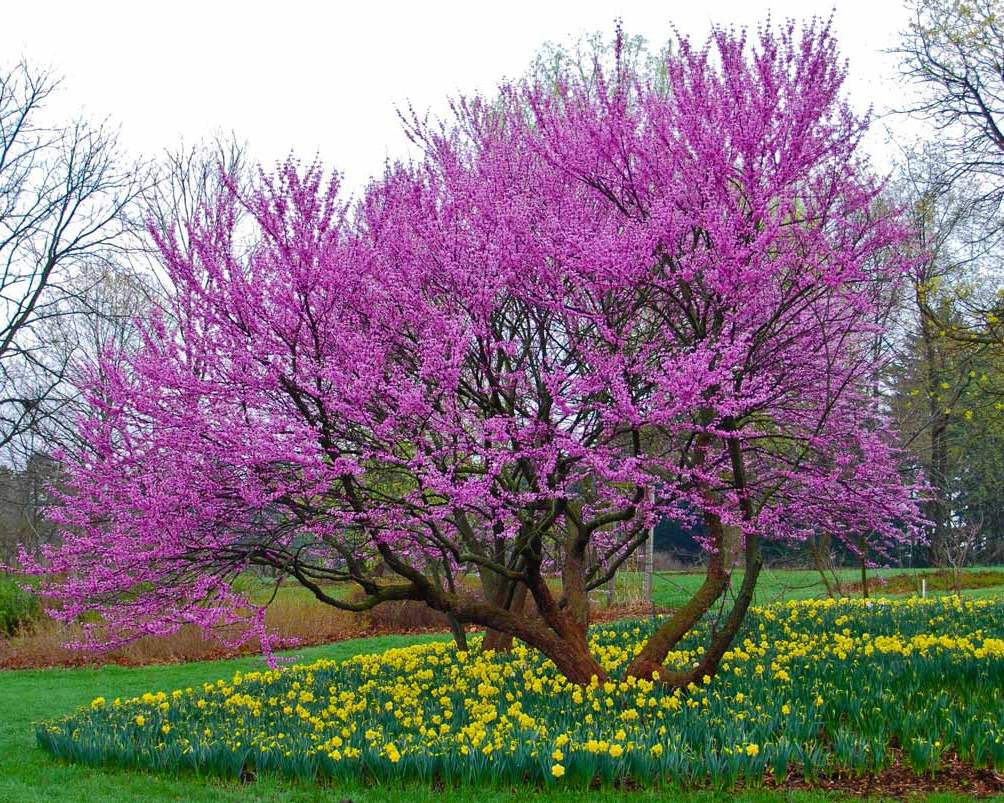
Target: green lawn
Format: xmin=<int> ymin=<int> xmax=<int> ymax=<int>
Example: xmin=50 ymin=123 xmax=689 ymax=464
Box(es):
xmin=3 ymin=573 xmax=1004 ymax=801
xmin=234 ymin=566 xmax=1004 ymax=615
xmin=608 ymin=567 xmax=1004 ymax=609
xmin=0 ymin=630 xmax=873 ymax=803
xmin=0 ymin=634 xmax=456 ymax=803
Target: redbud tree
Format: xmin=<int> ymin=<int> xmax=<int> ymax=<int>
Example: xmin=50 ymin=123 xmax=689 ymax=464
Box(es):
xmin=23 ymin=21 xmax=923 ymax=684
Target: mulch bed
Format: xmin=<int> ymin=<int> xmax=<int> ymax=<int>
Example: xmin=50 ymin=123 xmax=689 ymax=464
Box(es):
xmin=759 ymin=751 xmax=1004 ymax=798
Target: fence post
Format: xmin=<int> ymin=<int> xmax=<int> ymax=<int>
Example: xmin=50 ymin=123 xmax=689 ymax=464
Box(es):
xmin=643 ymin=523 xmax=654 ymax=606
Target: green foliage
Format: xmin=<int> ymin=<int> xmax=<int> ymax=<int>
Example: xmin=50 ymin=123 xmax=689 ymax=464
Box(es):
xmin=0 ymin=575 xmax=40 ymax=636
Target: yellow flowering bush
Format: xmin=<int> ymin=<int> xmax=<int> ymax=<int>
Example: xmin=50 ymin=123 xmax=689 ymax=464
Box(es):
xmin=38 ymin=597 xmax=1004 ymax=788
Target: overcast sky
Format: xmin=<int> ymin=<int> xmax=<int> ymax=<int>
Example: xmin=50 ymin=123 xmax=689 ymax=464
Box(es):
xmin=2 ymin=0 xmax=927 ymax=193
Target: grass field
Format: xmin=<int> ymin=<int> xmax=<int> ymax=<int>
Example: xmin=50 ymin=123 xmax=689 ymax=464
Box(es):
xmin=612 ymin=567 xmax=1004 ymax=609
xmin=3 ymin=572 xmax=1004 ymax=802
xmin=0 ymin=631 xmax=898 ymax=803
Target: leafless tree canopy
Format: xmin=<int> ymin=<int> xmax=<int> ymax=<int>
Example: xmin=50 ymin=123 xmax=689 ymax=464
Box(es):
xmin=899 ymin=0 xmax=1004 ymax=215
xmin=0 ymin=104 xmax=248 ymax=558
xmin=0 ymin=61 xmax=139 ymax=461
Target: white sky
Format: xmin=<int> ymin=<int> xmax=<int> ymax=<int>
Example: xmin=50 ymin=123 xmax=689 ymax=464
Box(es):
xmin=2 ymin=0 xmax=927 ymax=194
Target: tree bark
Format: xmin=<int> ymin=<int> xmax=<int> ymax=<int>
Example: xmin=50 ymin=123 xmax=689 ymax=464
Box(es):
xmin=921 ymin=310 xmax=951 ymax=566
xmin=482 ymin=581 xmax=528 ymax=652
xmin=625 ymin=514 xmax=741 ymax=678
xmin=629 ymin=532 xmax=763 ymax=685
xmin=560 ymin=521 xmax=591 ymax=631
xmin=455 ymin=590 xmax=606 ymax=684
xmin=859 ymin=534 xmax=869 ymax=599
xmin=643 ymin=520 xmax=655 ymax=608
xmin=627 ymin=431 xmax=762 ymax=686
xmin=446 ymin=612 xmax=468 ymax=651
xmin=523 ymin=553 xmax=606 ymax=683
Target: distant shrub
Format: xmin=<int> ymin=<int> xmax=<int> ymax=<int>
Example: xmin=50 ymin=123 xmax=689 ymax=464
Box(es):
xmin=0 ymin=576 xmax=41 ymax=636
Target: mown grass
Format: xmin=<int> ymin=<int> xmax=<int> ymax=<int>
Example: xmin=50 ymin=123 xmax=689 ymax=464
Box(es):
xmin=4 ymin=572 xmax=1004 ymax=801
xmin=0 ymin=634 xmax=446 ymax=803
xmin=610 ymin=567 xmax=1004 ymax=610
xmin=0 ymin=630 xmax=888 ymax=803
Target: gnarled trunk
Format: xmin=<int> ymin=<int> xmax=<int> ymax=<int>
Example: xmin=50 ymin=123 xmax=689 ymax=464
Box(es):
xmin=545 ymin=627 xmax=606 ymax=684
xmin=630 ymin=533 xmax=763 ymax=686
xmin=626 ymin=516 xmax=741 ymax=679
xmin=419 ymin=566 xmax=610 ymax=685
xmin=482 ymin=581 xmax=529 ymax=652
xmin=628 ymin=432 xmax=762 ymax=686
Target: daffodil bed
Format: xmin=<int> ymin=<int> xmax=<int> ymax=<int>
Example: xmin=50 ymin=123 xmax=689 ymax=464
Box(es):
xmin=38 ymin=597 xmax=1004 ymax=790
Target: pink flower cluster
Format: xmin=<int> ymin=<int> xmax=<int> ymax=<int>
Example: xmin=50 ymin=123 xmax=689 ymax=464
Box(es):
xmin=20 ymin=20 xmax=924 ymax=654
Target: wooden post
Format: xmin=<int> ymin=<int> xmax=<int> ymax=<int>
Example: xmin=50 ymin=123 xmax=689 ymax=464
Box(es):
xmin=643 ymin=522 xmax=654 ymax=609
xmin=859 ymin=534 xmax=869 ymax=599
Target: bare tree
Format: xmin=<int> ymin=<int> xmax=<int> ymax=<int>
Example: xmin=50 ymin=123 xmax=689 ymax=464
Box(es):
xmin=134 ymin=133 xmax=249 ymax=268
xmin=897 ymin=0 xmax=1004 ymax=348
xmin=0 ymin=61 xmax=139 ymax=461
xmin=0 ymin=134 xmax=246 ymax=558
xmin=937 ymin=518 xmax=981 ymax=592
xmin=4 ymin=127 xmax=247 ymax=464
xmin=899 ymin=1 xmax=1004 ymax=212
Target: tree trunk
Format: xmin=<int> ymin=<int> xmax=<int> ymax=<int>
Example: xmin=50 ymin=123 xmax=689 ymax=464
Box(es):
xmin=927 ymin=415 xmax=950 ymax=564
xmin=560 ymin=521 xmax=592 ymax=631
xmin=629 ymin=533 xmax=763 ymax=685
xmin=479 ymin=599 xmax=605 ymax=683
xmin=424 ymin=583 xmax=610 ymax=684
xmin=482 ymin=581 xmax=528 ymax=652
xmin=920 ymin=311 xmax=951 ymax=566
xmin=625 ymin=515 xmax=740 ymax=677
xmin=545 ymin=631 xmax=607 ymax=684
xmin=628 ymin=431 xmax=760 ymax=685
xmin=643 ymin=520 xmax=655 ymax=609
xmin=447 ymin=612 xmax=468 ymax=651
xmin=524 ymin=554 xmax=608 ymax=683
xmin=377 ymin=540 xmax=610 ymax=684
xmin=478 ymin=562 xmax=528 ymax=653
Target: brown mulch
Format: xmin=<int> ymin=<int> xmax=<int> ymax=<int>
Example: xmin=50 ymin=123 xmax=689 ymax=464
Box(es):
xmin=591 ymin=601 xmax=672 ymax=623
xmin=584 ymin=751 xmax=1004 ymax=799
xmin=759 ymin=750 xmax=1004 ymax=799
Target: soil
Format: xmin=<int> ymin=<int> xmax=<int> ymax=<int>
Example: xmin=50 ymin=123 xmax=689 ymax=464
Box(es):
xmin=760 ymin=750 xmax=1004 ymax=799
